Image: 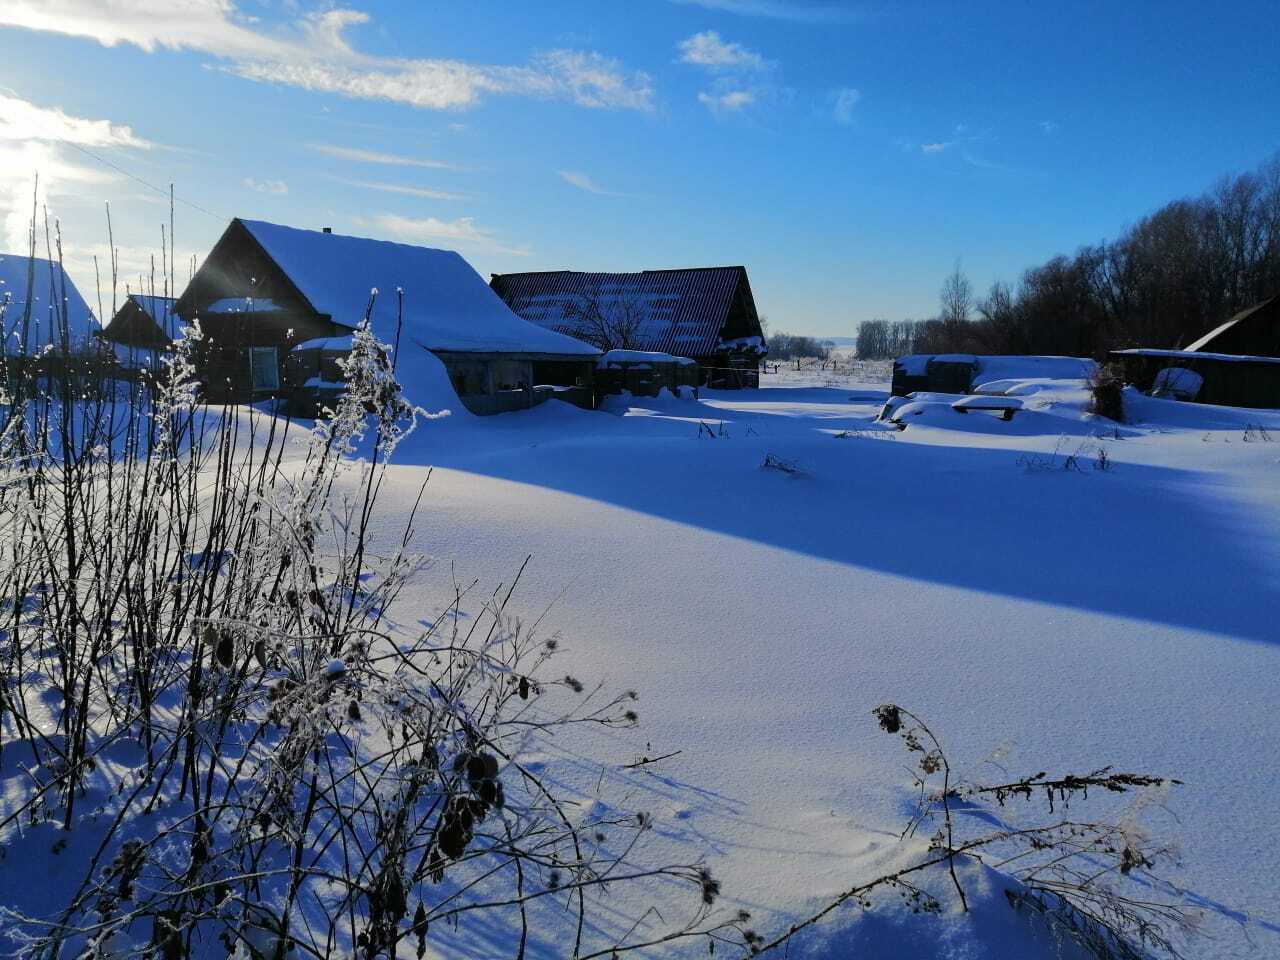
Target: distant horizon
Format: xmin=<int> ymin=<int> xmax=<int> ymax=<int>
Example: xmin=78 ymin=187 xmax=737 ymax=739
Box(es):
xmin=2 ymin=1 xmax=1278 ymax=336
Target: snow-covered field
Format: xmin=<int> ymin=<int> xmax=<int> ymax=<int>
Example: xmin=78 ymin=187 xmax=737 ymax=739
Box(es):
xmin=4 ymin=361 xmax=1279 ymax=958
xmin=329 ymin=364 xmax=1280 ymax=957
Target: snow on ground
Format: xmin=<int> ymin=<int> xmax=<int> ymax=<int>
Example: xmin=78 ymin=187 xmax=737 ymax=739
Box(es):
xmin=351 ymin=364 xmax=1280 ymax=958
xmin=4 ymin=362 xmax=1278 ymax=958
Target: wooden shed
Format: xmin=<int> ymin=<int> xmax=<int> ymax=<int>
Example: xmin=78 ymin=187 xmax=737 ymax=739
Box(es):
xmin=1110 ymin=348 xmax=1280 ymax=408
xmin=174 ymin=219 xmax=601 ymax=411
xmin=489 ymin=266 xmax=767 ymax=388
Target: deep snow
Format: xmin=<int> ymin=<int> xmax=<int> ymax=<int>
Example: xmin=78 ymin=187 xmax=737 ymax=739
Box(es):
xmin=354 ymin=365 xmax=1280 ymax=957
xmin=4 ymin=364 xmax=1280 ymax=958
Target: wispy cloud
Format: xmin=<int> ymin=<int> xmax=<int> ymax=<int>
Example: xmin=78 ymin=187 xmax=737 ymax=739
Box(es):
xmin=243 ymin=177 xmax=287 ymax=195
xmin=1 ymin=2 xmax=655 ymax=112
xmin=697 ymin=90 xmax=756 ymax=112
xmin=921 ymin=141 xmax=951 ymax=154
xmin=830 ymin=87 xmax=861 ymax=125
xmin=678 ymin=30 xmax=775 ymax=115
xmin=334 ymin=177 xmax=467 ymax=201
xmin=670 ymin=0 xmax=861 ymax=23
xmin=369 ymin=213 xmax=531 ymax=257
xmin=678 ymin=31 xmax=765 ymax=70
xmin=310 ymin=143 xmax=458 ymax=170
xmin=1040 ymin=120 xmax=1059 ymax=135
xmin=558 ymin=170 xmax=624 ymax=196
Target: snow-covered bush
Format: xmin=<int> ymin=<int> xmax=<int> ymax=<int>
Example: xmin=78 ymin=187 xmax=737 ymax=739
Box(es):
xmin=747 ymin=706 xmax=1197 ymax=960
xmin=1089 ymin=363 xmax=1127 ymax=423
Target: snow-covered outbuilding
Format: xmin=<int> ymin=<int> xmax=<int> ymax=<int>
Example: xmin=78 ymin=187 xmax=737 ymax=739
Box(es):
xmin=0 ymin=252 xmax=99 ymax=355
xmin=1110 ymin=293 xmax=1280 ymax=408
xmin=99 ymin=294 xmax=177 ymax=371
xmin=174 ymin=219 xmax=601 ymax=411
xmin=489 ymin=266 xmax=767 ymax=388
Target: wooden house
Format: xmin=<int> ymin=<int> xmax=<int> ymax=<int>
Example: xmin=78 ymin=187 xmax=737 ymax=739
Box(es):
xmin=174 ymin=219 xmax=601 ymax=411
xmin=489 ymin=266 xmax=767 ymax=388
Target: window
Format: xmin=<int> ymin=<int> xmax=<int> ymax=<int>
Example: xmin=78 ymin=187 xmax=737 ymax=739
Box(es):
xmin=249 ymin=347 xmax=280 ymax=391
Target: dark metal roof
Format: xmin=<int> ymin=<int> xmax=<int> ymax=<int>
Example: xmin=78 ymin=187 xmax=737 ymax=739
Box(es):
xmin=490 ymin=267 xmax=752 ymax=357
xmin=1185 ymin=293 xmax=1280 ymax=355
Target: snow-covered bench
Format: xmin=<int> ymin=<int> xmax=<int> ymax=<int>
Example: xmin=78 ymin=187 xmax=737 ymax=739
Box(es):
xmin=950 ymin=395 xmax=1024 ymax=421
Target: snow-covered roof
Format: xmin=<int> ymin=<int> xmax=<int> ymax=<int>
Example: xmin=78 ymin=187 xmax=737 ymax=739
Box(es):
xmin=205 ymin=297 xmax=283 ymax=314
xmin=0 ymin=253 xmax=98 ymax=353
xmin=237 ymin=220 xmax=599 ymax=358
xmin=719 ymin=334 xmax=767 ymax=356
xmin=598 ymin=349 xmax=698 ymax=368
xmin=292 ymin=335 xmax=355 ymax=353
xmin=1112 ymin=347 xmax=1280 ymax=366
xmin=129 ymin=294 xmax=177 ymax=322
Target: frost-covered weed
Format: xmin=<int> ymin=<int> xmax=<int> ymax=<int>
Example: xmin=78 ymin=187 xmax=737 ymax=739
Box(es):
xmin=0 ymin=303 xmax=723 ymax=959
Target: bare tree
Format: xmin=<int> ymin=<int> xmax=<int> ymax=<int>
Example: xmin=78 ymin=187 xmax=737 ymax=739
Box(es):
xmin=939 ymin=261 xmax=973 ymax=327
xmin=563 ymin=283 xmax=649 ymax=351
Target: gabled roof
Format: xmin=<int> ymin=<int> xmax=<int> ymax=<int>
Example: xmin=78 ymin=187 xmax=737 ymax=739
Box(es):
xmin=129 ymin=294 xmax=178 ymax=322
xmin=234 ymin=219 xmax=599 ymax=357
xmin=102 ymin=294 xmax=178 ymax=347
xmin=1185 ymin=293 xmax=1280 ymax=354
xmin=489 ymin=267 xmax=754 ymax=357
xmin=0 ymin=252 xmax=98 ymax=353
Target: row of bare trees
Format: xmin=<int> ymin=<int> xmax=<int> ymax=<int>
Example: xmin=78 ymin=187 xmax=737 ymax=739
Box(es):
xmin=859 ymin=152 xmax=1280 ymax=359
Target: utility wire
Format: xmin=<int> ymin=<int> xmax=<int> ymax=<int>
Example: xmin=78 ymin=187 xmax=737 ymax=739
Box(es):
xmin=55 ymin=138 xmax=225 ymax=222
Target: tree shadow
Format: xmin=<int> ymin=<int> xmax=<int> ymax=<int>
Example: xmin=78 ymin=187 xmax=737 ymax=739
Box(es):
xmin=394 ymin=387 xmax=1280 ymax=646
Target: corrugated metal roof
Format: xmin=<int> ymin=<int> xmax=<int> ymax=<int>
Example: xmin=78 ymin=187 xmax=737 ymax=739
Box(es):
xmin=490 ymin=267 xmax=749 ymax=357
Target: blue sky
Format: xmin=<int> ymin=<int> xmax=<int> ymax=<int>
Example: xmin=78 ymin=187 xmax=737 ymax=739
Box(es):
xmin=1 ymin=0 xmax=1278 ymax=335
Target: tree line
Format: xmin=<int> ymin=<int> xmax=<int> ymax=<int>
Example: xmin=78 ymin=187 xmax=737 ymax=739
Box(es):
xmin=857 ymin=153 xmax=1280 ymax=359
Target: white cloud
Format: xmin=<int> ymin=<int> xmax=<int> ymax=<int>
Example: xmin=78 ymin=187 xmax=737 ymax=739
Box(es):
xmin=0 ymin=93 xmax=151 ymax=254
xmin=670 ymin=0 xmax=860 ymax=22
xmin=697 ymin=89 xmax=756 ymax=112
xmin=310 ymin=143 xmax=458 ymax=169
xmin=336 ymin=178 xmax=466 ymax=201
xmin=0 ymin=92 xmax=152 ymax=149
xmin=831 ymin=87 xmax=861 ymax=125
xmin=1040 ymin=120 xmax=1058 ymax=135
xmin=243 ymin=177 xmax=287 ymax=194
xmin=558 ymin=170 xmax=623 ymax=196
xmin=678 ymin=30 xmax=775 ymax=115
xmin=921 ymin=141 xmax=951 ymax=154
xmin=1 ymin=2 xmax=655 ymax=112
xmin=678 ymin=31 xmax=765 ymax=70
xmin=369 ymin=213 xmax=530 ymax=257
xmin=0 ymin=0 xmax=291 ymax=57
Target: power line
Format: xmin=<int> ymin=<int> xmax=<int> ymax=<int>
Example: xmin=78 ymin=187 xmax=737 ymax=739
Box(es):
xmin=55 ymin=138 xmax=225 ymax=223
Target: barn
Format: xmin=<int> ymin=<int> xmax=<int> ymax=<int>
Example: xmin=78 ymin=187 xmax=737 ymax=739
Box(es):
xmin=489 ymin=266 xmax=767 ymax=387
xmin=0 ymin=252 xmax=99 ymax=355
xmin=99 ymin=294 xmax=177 ymax=370
xmin=173 ymin=219 xmax=601 ymax=411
